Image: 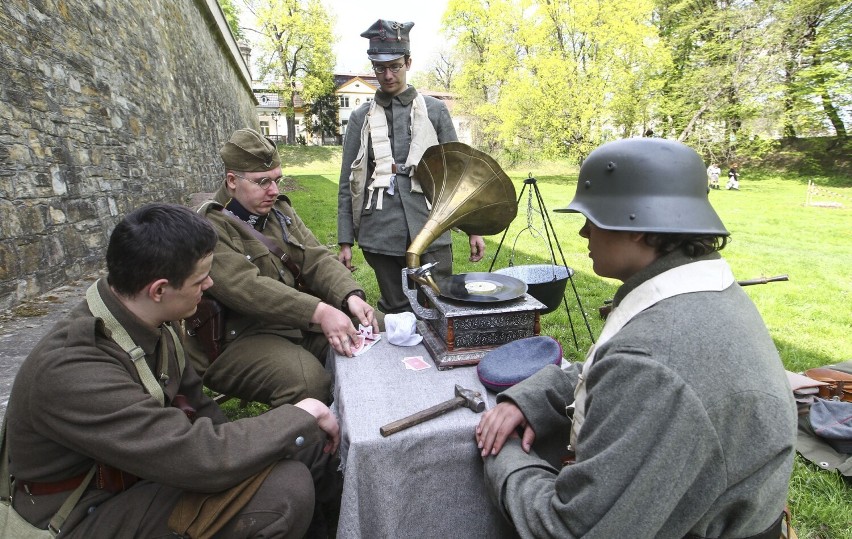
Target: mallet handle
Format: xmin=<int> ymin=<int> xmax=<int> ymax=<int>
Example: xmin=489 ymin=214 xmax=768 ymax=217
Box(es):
xmin=380 ymin=397 xmax=463 ymax=437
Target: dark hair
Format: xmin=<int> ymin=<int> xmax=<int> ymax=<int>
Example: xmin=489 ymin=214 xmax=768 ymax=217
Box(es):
xmin=106 ymin=203 xmax=217 ymax=296
xmin=643 ymin=233 xmax=730 ymax=257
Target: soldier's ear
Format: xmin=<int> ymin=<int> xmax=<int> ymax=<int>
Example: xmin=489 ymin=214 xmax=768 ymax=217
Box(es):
xmin=146 ymin=278 xmax=170 ymax=303
xmin=225 ymin=172 xmax=239 ymax=191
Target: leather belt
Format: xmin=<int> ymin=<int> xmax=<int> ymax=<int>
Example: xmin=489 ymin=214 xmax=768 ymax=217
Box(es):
xmin=17 ymin=464 xmax=139 ymax=496
xmin=391 ymin=163 xmax=410 ymax=175
xmin=17 ymin=471 xmax=91 ymax=496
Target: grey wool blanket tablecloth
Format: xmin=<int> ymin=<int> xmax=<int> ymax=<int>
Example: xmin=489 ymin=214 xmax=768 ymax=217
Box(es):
xmin=330 ymin=336 xmax=517 ymax=539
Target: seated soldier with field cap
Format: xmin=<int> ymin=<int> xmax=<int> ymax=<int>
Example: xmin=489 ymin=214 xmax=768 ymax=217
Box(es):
xmin=475 ymin=138 xmax=797 ymax=538
xmin=186 ymin=128 xmax=380 ymax=407
xmin=5 ymin=203 xmax=340 ymax=537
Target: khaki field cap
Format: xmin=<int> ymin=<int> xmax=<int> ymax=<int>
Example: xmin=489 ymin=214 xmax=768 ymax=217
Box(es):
xmin=361 ymin=19 xmax=414 ymax=62
xmin=220 ymin=128 xmax=281 ymax=172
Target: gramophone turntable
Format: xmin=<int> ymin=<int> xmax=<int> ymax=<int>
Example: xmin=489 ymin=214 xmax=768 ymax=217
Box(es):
xmin=402 ymin=142 xmax=546 ymax=369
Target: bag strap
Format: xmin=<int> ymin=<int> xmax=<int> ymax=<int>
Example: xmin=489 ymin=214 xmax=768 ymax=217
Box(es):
xmin=85 ymin=280 xmax=184 ymax=407
xmin=1 ymin=419 xmax=15 ymax=505
xmin=1 ymin=418 xmax=96 ymax=536
xmin=218 ymin=207 xmax=310 ymax=291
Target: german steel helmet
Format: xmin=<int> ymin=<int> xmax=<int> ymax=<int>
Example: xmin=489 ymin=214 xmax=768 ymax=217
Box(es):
xmin=555 ymin=138 xmax=729 ymax=235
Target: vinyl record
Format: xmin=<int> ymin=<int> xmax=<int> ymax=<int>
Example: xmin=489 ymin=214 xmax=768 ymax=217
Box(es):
xmin=437 ymin=272 xmax=528 ymax=303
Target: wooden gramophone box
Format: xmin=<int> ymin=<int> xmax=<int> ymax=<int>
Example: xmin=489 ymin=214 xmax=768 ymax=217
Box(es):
xmin=414 ymin=284 xmax=545 ymax=370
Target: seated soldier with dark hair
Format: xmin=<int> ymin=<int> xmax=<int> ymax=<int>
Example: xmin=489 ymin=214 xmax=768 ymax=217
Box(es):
xmin=475 ymin=139 xmax=797 ymax=538
xmin=5 ymin=203 xmax=340 ymax=537
xmin=186 ymin=128 xmax=380 ymax=408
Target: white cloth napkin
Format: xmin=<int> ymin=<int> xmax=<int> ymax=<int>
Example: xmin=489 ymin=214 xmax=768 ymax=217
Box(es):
xmin=385 ymin=312 xmax=423 ymax=346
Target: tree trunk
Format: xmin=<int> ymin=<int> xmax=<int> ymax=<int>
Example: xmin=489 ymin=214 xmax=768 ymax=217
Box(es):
xmin=782 ymin=64 xmax=797 ymax=139
xmin=286 ymin=114 xmax=296 ymax=145
xmin=287 ymin=91 xmax=297 ymax=145
xmin=814 ymin=60 xmax=847 ymax=138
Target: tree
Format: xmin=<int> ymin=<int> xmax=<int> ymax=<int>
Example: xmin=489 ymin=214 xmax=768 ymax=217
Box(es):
xmin=247 ymin=0 xmax=336 ymax=144
xmin=218 ymin=0 xmax=245 ymax=41
xmin=307 ymin=92 xmax=340 ymax=145
xmin=777 ymin=0 xmax=850 ymax=138
xmin=444 ymin=0 xmax=667 ymax=162
xmin=652 ymin=0 xmax=782 ymax=161
xmin=410 ymin=51 xmax=459 ymax=92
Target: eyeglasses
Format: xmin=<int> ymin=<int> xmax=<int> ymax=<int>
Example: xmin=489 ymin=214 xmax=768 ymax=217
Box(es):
xmin=372 ymin=63 xmax=406 ymax=74
xmin=233 ymin=173 xmax=281 ymax=189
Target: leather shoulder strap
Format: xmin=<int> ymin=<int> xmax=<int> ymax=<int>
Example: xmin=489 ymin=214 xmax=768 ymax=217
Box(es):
xmin=1 ymin=418 xmax=96 ymax=536
xmin=85 ymin=281 xmax=168 ymax=407
xmin=217 ymin=207 xmax=288 ymax=259
xmin=216 ymin=208 xmax=308 ymax=290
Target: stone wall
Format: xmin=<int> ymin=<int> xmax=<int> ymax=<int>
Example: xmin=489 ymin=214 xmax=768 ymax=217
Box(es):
xmin=0 ymin=0 xmax=257 ymax=309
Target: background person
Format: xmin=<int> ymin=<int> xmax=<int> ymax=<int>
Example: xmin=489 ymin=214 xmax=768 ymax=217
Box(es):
xmin=5 ymin=203 xmax=340 ymax=537
xmin=186 ymin=128 xmax=379 ymax=407
xmin=337 ymin=19 xmax=485 ymax=314
xmin=707 ymin=161 xmax=721 ymax=189
xmin=727 ymin=163 xmax=740 ymax=190
xmin=475 ymin=138 xmax=796 ymax=538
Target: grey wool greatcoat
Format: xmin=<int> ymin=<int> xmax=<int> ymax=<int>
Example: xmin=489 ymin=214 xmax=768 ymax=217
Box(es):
xmin=484 ymin=251 xmax=797 ymax=539
xmin=185 ymin=182 xmax=365 ymax=406
xmin=5 ymin=278 xmax=333 ymax=537
xmin=337 ymin=86 xmax=457 ymax=256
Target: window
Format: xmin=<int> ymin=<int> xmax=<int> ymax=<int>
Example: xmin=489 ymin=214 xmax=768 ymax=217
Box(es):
xmin=339 ymin=96 xmax=350 ymax=108
xmin=259 ymin=121 xmax=270 ymax=136
xmin=355 ymin=98 xmax=361 ymax=105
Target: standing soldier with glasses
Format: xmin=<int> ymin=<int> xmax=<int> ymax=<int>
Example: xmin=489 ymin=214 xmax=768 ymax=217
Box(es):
xmin=337 ymin=19 xmax=486 ymax=314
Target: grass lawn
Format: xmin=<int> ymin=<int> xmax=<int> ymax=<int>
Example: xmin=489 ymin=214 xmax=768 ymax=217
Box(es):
xmin=266 ymin=144 xmax=852 ymax=538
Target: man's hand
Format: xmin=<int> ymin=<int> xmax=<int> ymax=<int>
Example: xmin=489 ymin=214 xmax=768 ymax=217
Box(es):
xmin=311 ymin=302 xmax=359 ymax=357
xmin=469 ymin=235 xmax=485 ymax=262
xmin=476 ymin=401 xmax=535 ymax=457
xmin=346 ymin=295 xmax=379 ymax=333
xmin=338 ymin=243 xmax=355 ymax=271
xmin=294 ymin=398 xmax=340 ymax=454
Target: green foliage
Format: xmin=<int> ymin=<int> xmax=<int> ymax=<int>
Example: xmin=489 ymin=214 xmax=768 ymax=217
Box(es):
xmin=444 ymin=0 xmax=669 ymax=161
xmin=307 ymin=92 xmax=340 ymax=142
xmin=777 ymin=0 xmax=852 ymax=139
xmin=438 ymin=0 xmax=849 ymax=161
xmin=249 ymin=0 xmax=336 ymax=143
xmin=217 ymin=0 xmax=244 ymax=41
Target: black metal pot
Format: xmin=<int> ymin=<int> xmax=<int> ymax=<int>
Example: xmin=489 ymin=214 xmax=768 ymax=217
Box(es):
xmin=492 ymin=265 xmax=572 ymax=314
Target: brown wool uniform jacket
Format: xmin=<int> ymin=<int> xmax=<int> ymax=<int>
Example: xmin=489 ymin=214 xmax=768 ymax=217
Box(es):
xmin=187 ymin=183 xmax=364 ymax=375
xmin=5 ymin=279 xmax=326 ymax=533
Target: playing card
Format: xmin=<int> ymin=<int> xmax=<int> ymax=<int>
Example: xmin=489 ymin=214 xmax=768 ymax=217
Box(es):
xmin=352 ymin=325 xmax=381 ymax=356
xmin=402 ymin=355 xmax=431 ymax=371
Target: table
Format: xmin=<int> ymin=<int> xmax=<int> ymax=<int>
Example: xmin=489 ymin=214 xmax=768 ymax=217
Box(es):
xmin=330 ymin=336 xmax=517 ymax=539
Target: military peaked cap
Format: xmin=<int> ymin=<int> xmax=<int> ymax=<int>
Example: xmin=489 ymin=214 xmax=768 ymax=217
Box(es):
xmin=361 ymin=19 xmax=414 ymax=62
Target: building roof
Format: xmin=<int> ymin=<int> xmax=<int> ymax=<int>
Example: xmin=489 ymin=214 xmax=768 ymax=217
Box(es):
xmin=334 ymin=73 xmax=379 ymax=89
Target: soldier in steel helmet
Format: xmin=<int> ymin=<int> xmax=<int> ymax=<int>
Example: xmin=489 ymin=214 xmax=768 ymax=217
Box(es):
xmin=337 ymin=19 xmax=486 ymax=314
xmin=475 ymin=138 xmax=796 ymax=538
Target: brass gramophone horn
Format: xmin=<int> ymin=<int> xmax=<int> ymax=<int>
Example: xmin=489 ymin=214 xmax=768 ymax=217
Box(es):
xmin=407 ymin=142 xmax=518 ymax=293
